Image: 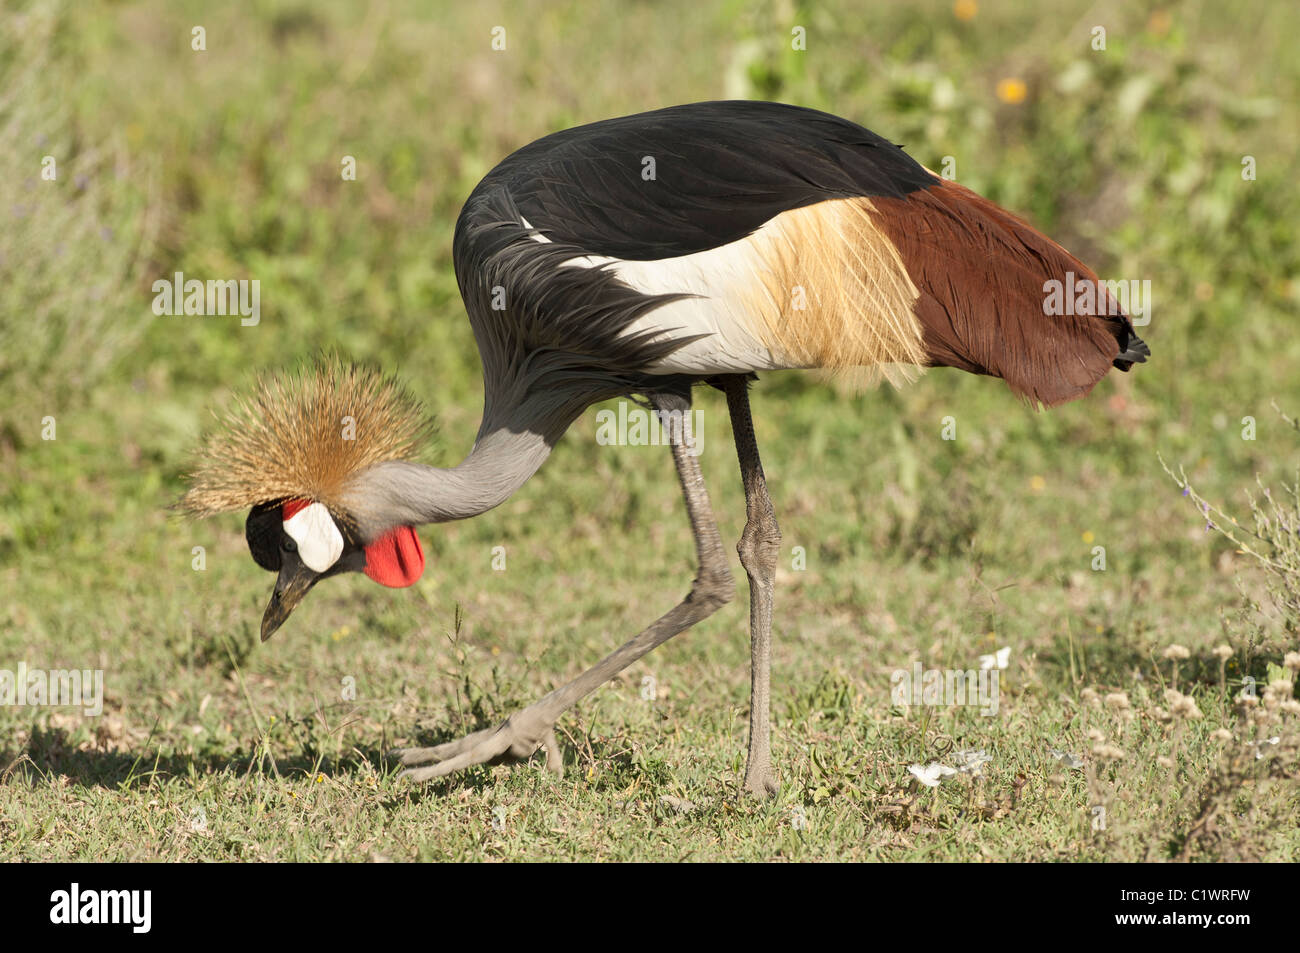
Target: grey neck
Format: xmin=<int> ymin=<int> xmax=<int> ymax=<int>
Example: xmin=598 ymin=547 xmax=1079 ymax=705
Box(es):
xmin=351 ymin=425 xmax=556 ymax=531
xmin=343 ymin=369 xmax=613 ymax=538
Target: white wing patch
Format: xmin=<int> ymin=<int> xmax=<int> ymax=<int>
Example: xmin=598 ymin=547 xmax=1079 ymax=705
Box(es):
xmin=520 ymin=215 xmax=779 ymax=375
xmin=283 ymin=502 xmax=344 ymax=573
xmin=606 ymin=234 xmax=784 ymax=374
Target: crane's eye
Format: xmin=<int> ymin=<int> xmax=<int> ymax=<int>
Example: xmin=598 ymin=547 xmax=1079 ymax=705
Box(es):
xmin=281 ymin=537 xmax=297 ymax=553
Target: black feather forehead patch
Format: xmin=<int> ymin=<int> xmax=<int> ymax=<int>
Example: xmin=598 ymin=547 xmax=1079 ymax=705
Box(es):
xmin=245 ymin=501 xmax=283 ymax=573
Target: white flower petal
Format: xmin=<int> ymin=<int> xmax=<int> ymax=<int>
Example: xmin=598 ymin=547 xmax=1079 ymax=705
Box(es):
xmin=909 ymin=762 xmax=958 ymax=787
xmin=1048 ymin=747 xmax=1083 ymax=770
xmin=954 ymin=749 xmax=992 ymax=773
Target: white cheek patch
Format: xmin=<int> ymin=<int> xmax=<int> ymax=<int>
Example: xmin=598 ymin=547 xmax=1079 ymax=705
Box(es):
xmin=283 ymin=502 xmax=344 ymax=573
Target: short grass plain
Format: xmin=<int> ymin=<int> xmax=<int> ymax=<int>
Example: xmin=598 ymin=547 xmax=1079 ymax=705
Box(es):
xmin=1 ymin=0 xmax=1298 ymax=861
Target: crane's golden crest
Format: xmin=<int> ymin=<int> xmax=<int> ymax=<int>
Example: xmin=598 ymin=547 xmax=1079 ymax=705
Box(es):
xmin=180 ymin=359 xmax=435 ymax=519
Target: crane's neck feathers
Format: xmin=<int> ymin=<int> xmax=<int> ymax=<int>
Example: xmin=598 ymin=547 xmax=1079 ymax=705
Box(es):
xmin=347 ymin=428 xmax=550 ymax=528
xmin=343 ymin=371 xmax=601 ymax=534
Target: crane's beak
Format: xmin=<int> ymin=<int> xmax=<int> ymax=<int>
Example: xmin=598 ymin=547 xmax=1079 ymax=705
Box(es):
xmin=261 ymin=554 xmax=319 ymax=642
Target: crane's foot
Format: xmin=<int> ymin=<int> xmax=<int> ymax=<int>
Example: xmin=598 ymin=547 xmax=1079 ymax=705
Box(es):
xmin=391 ymin=713 xmax=563 ymax=781
xmin=743 ymin=763 xmax=780 ymax=799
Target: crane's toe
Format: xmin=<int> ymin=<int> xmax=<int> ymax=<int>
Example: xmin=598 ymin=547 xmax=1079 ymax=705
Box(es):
xmin=390 ymin=725 xmax=499 ymax=767
xmin=392 ymin=717 xmax=562 ymax=782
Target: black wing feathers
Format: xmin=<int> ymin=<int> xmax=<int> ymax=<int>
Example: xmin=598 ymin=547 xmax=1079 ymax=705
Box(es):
xmin=476 ymin=101 xmax=937 ymax=260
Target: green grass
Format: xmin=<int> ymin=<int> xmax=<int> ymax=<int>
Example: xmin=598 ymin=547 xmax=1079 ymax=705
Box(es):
xmin=1 ymin=0 xmax=1298 ymax=861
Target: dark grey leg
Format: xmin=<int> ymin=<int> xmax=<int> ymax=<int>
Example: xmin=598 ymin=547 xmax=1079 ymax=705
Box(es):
xmin=723 ymin=376 xmax=781 ymax=798
xmin=394 ymin=391 xmax=734 ymax=780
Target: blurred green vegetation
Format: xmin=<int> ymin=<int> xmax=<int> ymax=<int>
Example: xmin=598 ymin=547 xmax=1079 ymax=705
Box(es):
xmin=1 ymin=0 xmax=1297 ymax=860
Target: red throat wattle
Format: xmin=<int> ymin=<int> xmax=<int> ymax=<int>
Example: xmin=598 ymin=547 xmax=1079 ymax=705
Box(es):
xmin=281 ymin=498 xmax=423 ymax=587
xmin=363 ymin=526 xmax=425 ymax=587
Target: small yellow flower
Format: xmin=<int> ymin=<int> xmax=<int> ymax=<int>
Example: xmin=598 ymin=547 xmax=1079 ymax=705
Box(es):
xmin=1082 ymin=530 xmax=1095 ymax=544
xmin=953 ymin=0 xmax=978 ymax=21
xmin=1147 ymin=9 xmax=1172 ymax=35
xmin=996 ymin=78 xmax=1027 ymax=104
xmin=316 ymin=774 xmax=325 ymax=784
xmin=1029 ymin=474 xmax=1046 ymax=492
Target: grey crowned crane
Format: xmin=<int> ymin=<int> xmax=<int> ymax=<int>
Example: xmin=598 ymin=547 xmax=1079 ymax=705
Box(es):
xmin=183 ymin=100 xmax=1148 ymax=796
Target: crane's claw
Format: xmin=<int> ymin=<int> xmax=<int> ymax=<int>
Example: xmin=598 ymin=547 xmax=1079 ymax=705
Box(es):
xmin=391 ymin=716 xmax=563 ymax=782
